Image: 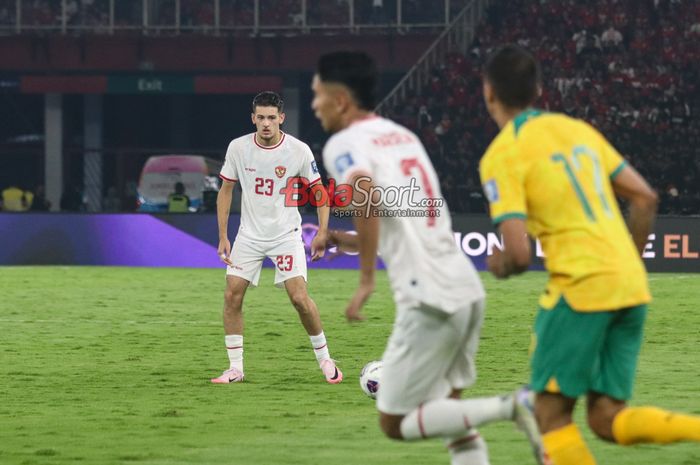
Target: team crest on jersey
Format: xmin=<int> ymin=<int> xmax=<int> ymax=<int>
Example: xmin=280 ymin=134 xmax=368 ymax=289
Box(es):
xmin=275 ymin=165 xmax=287 ymax=178
xmin=335 ymin=153 xmax=355 ymax=175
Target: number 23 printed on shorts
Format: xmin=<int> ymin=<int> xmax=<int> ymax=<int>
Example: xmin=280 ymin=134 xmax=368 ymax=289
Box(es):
xmin=276 ymin=255 xmax=293 ymax=271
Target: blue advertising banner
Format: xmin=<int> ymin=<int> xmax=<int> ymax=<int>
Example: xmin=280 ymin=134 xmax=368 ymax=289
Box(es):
xmin=0 ymin=213 xmax=698 ymax=272
xmin=0 ymin=213 xmax=365 ymax=269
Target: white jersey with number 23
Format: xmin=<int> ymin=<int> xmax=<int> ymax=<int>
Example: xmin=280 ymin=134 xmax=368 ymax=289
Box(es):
xmin=220 ymin=132 xmax=321 ymax=242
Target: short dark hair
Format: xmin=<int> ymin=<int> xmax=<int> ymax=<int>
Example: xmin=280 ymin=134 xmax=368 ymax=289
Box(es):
xmin=317 ymin=51 xmax=378 ymax=110
xmin=484 ymin=44 xmax=541 ymax=108
xmin=252 ymin=91 xmax=284 ymax=113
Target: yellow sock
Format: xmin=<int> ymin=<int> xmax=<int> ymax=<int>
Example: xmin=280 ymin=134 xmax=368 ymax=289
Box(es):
xmin=542 ymin=423 xmax=597 ymax=465
xmin=613 ymin=406 xmax=700 ymax=445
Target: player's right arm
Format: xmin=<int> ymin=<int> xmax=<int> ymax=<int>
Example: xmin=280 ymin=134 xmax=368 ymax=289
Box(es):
xmin=322 ymin=135 xmax=376 ymax=321
xmin=346 ymin=175 xmax=379 ymax=322
xmin=480 ymin=144 xmax=531 ymax=278
xmin=216 ymin=179 xmax=236 ymax=266
xmin=217 ymin=141 xmax=240 ymax=266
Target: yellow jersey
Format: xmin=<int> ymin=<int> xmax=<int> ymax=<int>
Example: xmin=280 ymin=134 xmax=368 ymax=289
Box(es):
xmin=168 ymin=194 xmax=190 ymax=213
xmin=479 ymin=109 xmax=651 ymax=312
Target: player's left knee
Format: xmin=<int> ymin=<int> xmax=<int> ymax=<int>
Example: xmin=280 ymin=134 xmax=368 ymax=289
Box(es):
xmin=288 ymin=292 xmax=309 ymax=311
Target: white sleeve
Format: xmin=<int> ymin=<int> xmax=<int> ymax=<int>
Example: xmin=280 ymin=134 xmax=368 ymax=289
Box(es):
xmin=219 ymin=141 xmax=238 ymax=182
xmin=299 ymin=144 xmax=322 ymax=186
xmin=322 ymin=135 xmax=372 ymax=184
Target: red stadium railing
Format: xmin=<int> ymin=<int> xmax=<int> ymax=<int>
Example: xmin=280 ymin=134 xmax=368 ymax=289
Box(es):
xmin=376 ymin=0 xmax=489 ymax=112
xmin=0 ymin=0 xmax=471 ymax=35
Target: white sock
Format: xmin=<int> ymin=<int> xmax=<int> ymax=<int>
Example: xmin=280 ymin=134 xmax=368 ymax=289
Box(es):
xmin=445 ymin=429 xmax=490 ymax=465
xmin=309 ymin=331 xmax=331 ymax=363
xmin=400 ymin=395 xmax=513 ymax=440
xmin=225 ymin=334 xmax=243 ymax=372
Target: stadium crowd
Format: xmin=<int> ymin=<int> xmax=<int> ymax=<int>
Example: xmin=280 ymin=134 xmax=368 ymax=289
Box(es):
xmin=2 ymin=0 xmax=698 ymax=216
xmin=384 ymin=0 xmax=700 ymax=214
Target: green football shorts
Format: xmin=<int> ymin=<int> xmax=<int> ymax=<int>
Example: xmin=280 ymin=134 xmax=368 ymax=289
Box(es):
xmin=530 ymin=297 xmax=647 ymax=400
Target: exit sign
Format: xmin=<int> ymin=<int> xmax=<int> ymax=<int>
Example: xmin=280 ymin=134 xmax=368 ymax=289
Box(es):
xmin=108 ymin=76 xmax=193 ymax=94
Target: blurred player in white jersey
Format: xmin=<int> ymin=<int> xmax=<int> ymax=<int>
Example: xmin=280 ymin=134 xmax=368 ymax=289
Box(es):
xmin=312 ymin=52 xmax=543 ymax=465
xmin=211 ymin=91 xmax=342 ymax=385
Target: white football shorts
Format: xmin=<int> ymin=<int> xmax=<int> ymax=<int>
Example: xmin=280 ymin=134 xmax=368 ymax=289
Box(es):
xmin=376 ymin=298 xmax=485 ymax=415
xmin=226 ymin=236 xmax=307 ymax=288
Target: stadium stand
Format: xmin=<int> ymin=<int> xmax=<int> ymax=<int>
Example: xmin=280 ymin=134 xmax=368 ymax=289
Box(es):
xmin=1 ymin=0 xmax=697 ymax=214
xmin=383 ymin=0 xmax=700 ymax=214
xmin=0 ymin=0 xmax=464 ymax=33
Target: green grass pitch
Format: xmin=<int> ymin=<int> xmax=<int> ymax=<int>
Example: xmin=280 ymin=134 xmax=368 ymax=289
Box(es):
xmin=1 ymin=267 xmax=698 ymax=464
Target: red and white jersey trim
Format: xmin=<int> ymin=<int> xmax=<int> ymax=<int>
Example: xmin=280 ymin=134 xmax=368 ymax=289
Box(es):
xmin=253 ymin=132 xmax=286 ymax=150
xmin=219 ymin=173 xmax=238 ymax=182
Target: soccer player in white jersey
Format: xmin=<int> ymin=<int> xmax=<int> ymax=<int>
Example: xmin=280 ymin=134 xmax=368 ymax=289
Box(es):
xmin=312 ymin=52 xmax=544 ymax=465
xmin=211 ymin=91 xmax=342 ymax=385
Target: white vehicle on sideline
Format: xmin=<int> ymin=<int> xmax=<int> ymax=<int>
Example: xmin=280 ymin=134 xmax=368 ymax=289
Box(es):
xmin=137 ymin=155 xmax=221 ymax=212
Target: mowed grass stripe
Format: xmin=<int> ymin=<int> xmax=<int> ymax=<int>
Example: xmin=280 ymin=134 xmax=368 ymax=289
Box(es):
xmin=0 ymin=267 xmax=698 ymax=464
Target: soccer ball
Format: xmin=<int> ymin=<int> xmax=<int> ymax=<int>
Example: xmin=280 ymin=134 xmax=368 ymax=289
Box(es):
xmin=359 ymin=360 xmax=382 ymax=399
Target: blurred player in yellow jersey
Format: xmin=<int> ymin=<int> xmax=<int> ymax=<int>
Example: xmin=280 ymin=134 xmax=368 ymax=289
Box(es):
xmin=479 ymin=44 xmax=700 ymax=465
